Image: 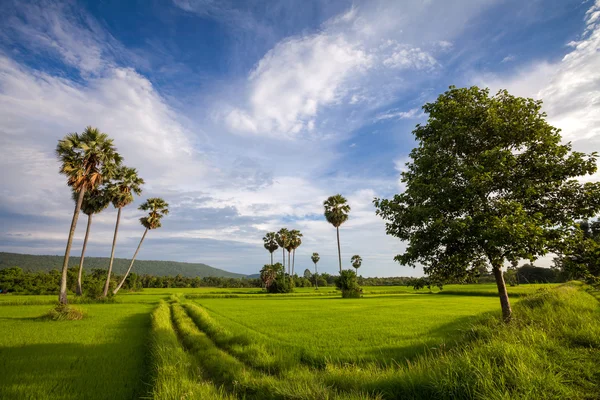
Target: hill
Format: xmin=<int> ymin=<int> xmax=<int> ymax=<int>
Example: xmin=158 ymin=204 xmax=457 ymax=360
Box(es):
xmin=0 ymin=252 xmax=245 ymax=278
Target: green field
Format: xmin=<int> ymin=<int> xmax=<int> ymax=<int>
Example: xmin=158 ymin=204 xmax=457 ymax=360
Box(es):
xmin=1 ymin=283 xmax=598 ymax=399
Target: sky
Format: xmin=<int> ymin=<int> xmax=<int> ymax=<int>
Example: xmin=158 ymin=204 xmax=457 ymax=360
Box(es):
xmin=1 ymin=0 xmax=600 ymax=277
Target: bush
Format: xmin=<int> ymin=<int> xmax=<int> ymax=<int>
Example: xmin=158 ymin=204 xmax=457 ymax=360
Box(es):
xmin=335 ymin=269 xmax=361 ymax=298
xmin=43 ymin=304 xmax=85 ymax=321
xmin=267 ymin=274 xmax=294 ymax=293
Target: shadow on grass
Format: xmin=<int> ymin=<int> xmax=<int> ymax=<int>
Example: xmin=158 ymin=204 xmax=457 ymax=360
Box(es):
xmin=0 ymin=312 xmax=152 ymax=400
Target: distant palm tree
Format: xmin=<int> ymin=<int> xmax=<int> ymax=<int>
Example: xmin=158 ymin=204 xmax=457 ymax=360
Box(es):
xmin=55 ymin=127 xmax=121 ymax=304
xmin=263 ymin=232 xmax=279 ymax=265
xmin=102 ymin=166 xmax=144 ymax=297
xmin=324 ymin=194 xmax=351 ymax=273
xmin=276 ymin=228 xmax=290 ymax=270
xmin=311 ymin=252 xmax=320 ymax=289
xmin=289 ymin=229 xmax=303 ymax=276
xmin=113 ymin=197 xmax=168 ymax=295
xmin=73 ymin=187 xmax=110 ymax=296
xmin=351 ymin=255 xmax=362 ymax=274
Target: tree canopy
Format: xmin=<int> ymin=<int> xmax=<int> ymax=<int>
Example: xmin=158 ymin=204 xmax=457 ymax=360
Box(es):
xmin=374 ymin=86 xmax=600 ymax=321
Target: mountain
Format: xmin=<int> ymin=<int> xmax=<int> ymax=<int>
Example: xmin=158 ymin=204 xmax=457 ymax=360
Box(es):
xmin=0 ymin=252 xmax=245 ymax=278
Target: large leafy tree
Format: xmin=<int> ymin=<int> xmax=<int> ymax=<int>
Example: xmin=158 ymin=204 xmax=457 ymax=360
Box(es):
xmin=351 ymin=255 xmax=362 ymax=274
xmin=374 ymin=86 xmax=600 ymax=321
xmin=324 ymin=194 xmax=350 ymax=273
xmin=55 ymin=127 xmax=121 ymax=304
xmin=311 ymin=252 xmax=320 ymax=289
xmin=263 ymin=232 xmax=279 ymax=265
xmin=102 ymin=166 xmax=144 ymax=297
xmin=289 ymin=229 xmax=303 ymax=276
xmin=113 ymin=197 xmax=169 ymax=295
xmin=73 ymin=187 xmax=110 ymax=296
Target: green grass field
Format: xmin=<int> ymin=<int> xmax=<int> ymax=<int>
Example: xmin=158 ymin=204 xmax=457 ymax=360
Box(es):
xmin=0 ymin=283 xmax=598 ymax=399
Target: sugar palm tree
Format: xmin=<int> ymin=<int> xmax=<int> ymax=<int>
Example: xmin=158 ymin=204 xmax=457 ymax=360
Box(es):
xmin=351 ymin=255 xmax=362 ymax=274
xmin=311 ymin=252 xmax=320 ymax=290
xmin=276 ymin=228 xmax=290 ymax=269
xmin=289 ymin=229 xmax=303 ymax=276
xmin=113 ymin=197 xmax=168 ymax=295
xmin=263 ymin=232 xmax=279 ymax=265
xmin=73 ymin=187 xmax=110 ymax=296
xmin=102 ymin=166 xmax=144 ymax=297
xmin=324 ymin=194 xmax=351 ymax=273
xmin=55 ymin=127 xmax=121 ymax=304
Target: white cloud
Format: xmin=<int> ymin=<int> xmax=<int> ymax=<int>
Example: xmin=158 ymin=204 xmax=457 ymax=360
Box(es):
xmin=375 ymin=107 xmax=423 ymax=121
xmin=225 ymin=33 xmax=372 ymax=137
xmin=382 ymin=44 xmax=437 ymax=70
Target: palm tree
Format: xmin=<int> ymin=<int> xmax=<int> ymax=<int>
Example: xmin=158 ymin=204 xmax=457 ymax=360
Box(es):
xmin=276 ymin=228 xmax=290 ymax=270
xmin=102 ymin=166 xmax=144 ymax=297
xmin=55 ymin=127 xmax=121 ymax=304
xmin=351 ymin=255 xmax=362 ymax=274
xmin=324 ymin=194 xmax=351 ymax=274
xmin=73 ymin=187 xmax=110 ymax=296
xmin=289 ymin=229 xmax=303 ymax=276
xmin=311 ymin=252 xmax=320 ymax=290
xmin=263 ymin=232 xmax=279 ymax=265
xmin=113 ymin=197 xmax=168 ymax=295
xmin=260 ymin=264 xmax=277 ymax=290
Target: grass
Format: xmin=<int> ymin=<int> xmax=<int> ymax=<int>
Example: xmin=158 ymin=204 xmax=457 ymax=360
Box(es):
xmin=194 ymin=294 xmax=503 ymax=365
xmin=0 ymin=303 xmax=152 ymax=400
xmin=0 ymin=282 xmax=597 ymax=399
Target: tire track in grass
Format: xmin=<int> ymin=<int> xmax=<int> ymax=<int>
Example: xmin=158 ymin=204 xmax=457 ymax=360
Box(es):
xmin=147 ymin=301 xmax=231 ymax=400
xmin=172 ymin=302 xmax=377 ymax=400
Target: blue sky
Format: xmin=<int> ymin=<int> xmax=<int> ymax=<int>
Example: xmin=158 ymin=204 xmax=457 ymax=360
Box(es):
xmin=1 ymin=0 xmax=599 ymax=277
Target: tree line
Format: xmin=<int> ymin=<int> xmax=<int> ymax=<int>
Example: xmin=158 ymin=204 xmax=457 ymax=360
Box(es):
xmin=55 ymin=127 xmax=169 ymax=303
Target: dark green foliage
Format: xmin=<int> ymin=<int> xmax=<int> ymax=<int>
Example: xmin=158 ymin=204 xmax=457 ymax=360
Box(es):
xmin=0 ymin=252 xmax=244 ymax=278
xmin=555 ymin=220 xmax=600 ymax=284
xmin=374 ymin=86 xmax=600 ymax=319
xmin=335 ymin=269 xmax=361 ymax=298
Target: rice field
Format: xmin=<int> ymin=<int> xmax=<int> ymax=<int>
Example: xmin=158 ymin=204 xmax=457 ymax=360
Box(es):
xmin=0 ymin=282 xmax=598 ymax=399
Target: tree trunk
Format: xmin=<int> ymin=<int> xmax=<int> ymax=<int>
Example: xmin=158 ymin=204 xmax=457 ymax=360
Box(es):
xmin=282 ymin=248 xmax=285 ymax=268
xmin=59 ymin=188 xmax=86 ymax=305
xmin=314 ymin=262 xmax=318 ymax=290
xmin=76 ymin=213 xmax=92 ymax=296
xmin=336 ymin=226 xmax=342 ymax=273
xmin=492 ymin=264 xmax=512 ymax=322
xmin=270 ymin=252 xmax=273 ymax=266
xmin=103 ymin=207 xmax=122 ymax=297
xmin=113 ymin=228 xmax=148 ymax=295
xmin=288 ymin=251 xmax=291 ymax=276
xmin=292 ymin=249 xmax=295 ymax=276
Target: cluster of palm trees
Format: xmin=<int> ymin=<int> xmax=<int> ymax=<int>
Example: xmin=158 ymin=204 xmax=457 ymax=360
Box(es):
xmin=263 ymin=228 xmax=303 ymax=277
xmin=261 ymin=194 xmax=357 ymax=287
xmin=56 ymin=126 xmax=169 ymax=305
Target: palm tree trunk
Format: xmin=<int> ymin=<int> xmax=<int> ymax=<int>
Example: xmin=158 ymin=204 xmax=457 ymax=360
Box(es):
xmin=270 ymin=252 xmax=273 ymax=266
xmin=113 ymin=228 xmax=148 ymax=295
xmin=103 ymin=207 xmax=122 ymax=297
xmin=492 ymin=264 xmax=512 ymax=322
xmin=288 ymin=251 xmax=291 ymax=275
xmin=59 ymin=188 xmax=86 ymax=305
xmin=336 ymin=226 xmax=342 ymax=274
xmin=292 ymin=249 xmax=295 ymax=276
xmin=314 ymin=262 xmax=318 ymax=290
xmin=76 ymin=213 xmax=92 ymax=296
xmin=282 ymin=248 xmax=285 ymax=268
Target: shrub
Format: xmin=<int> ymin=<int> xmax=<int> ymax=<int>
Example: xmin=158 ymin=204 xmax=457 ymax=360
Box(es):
xmin=43 ymin=304 xmax=85 ymax=321
xmin=335 ymin=269 xmax=361 ymax=298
